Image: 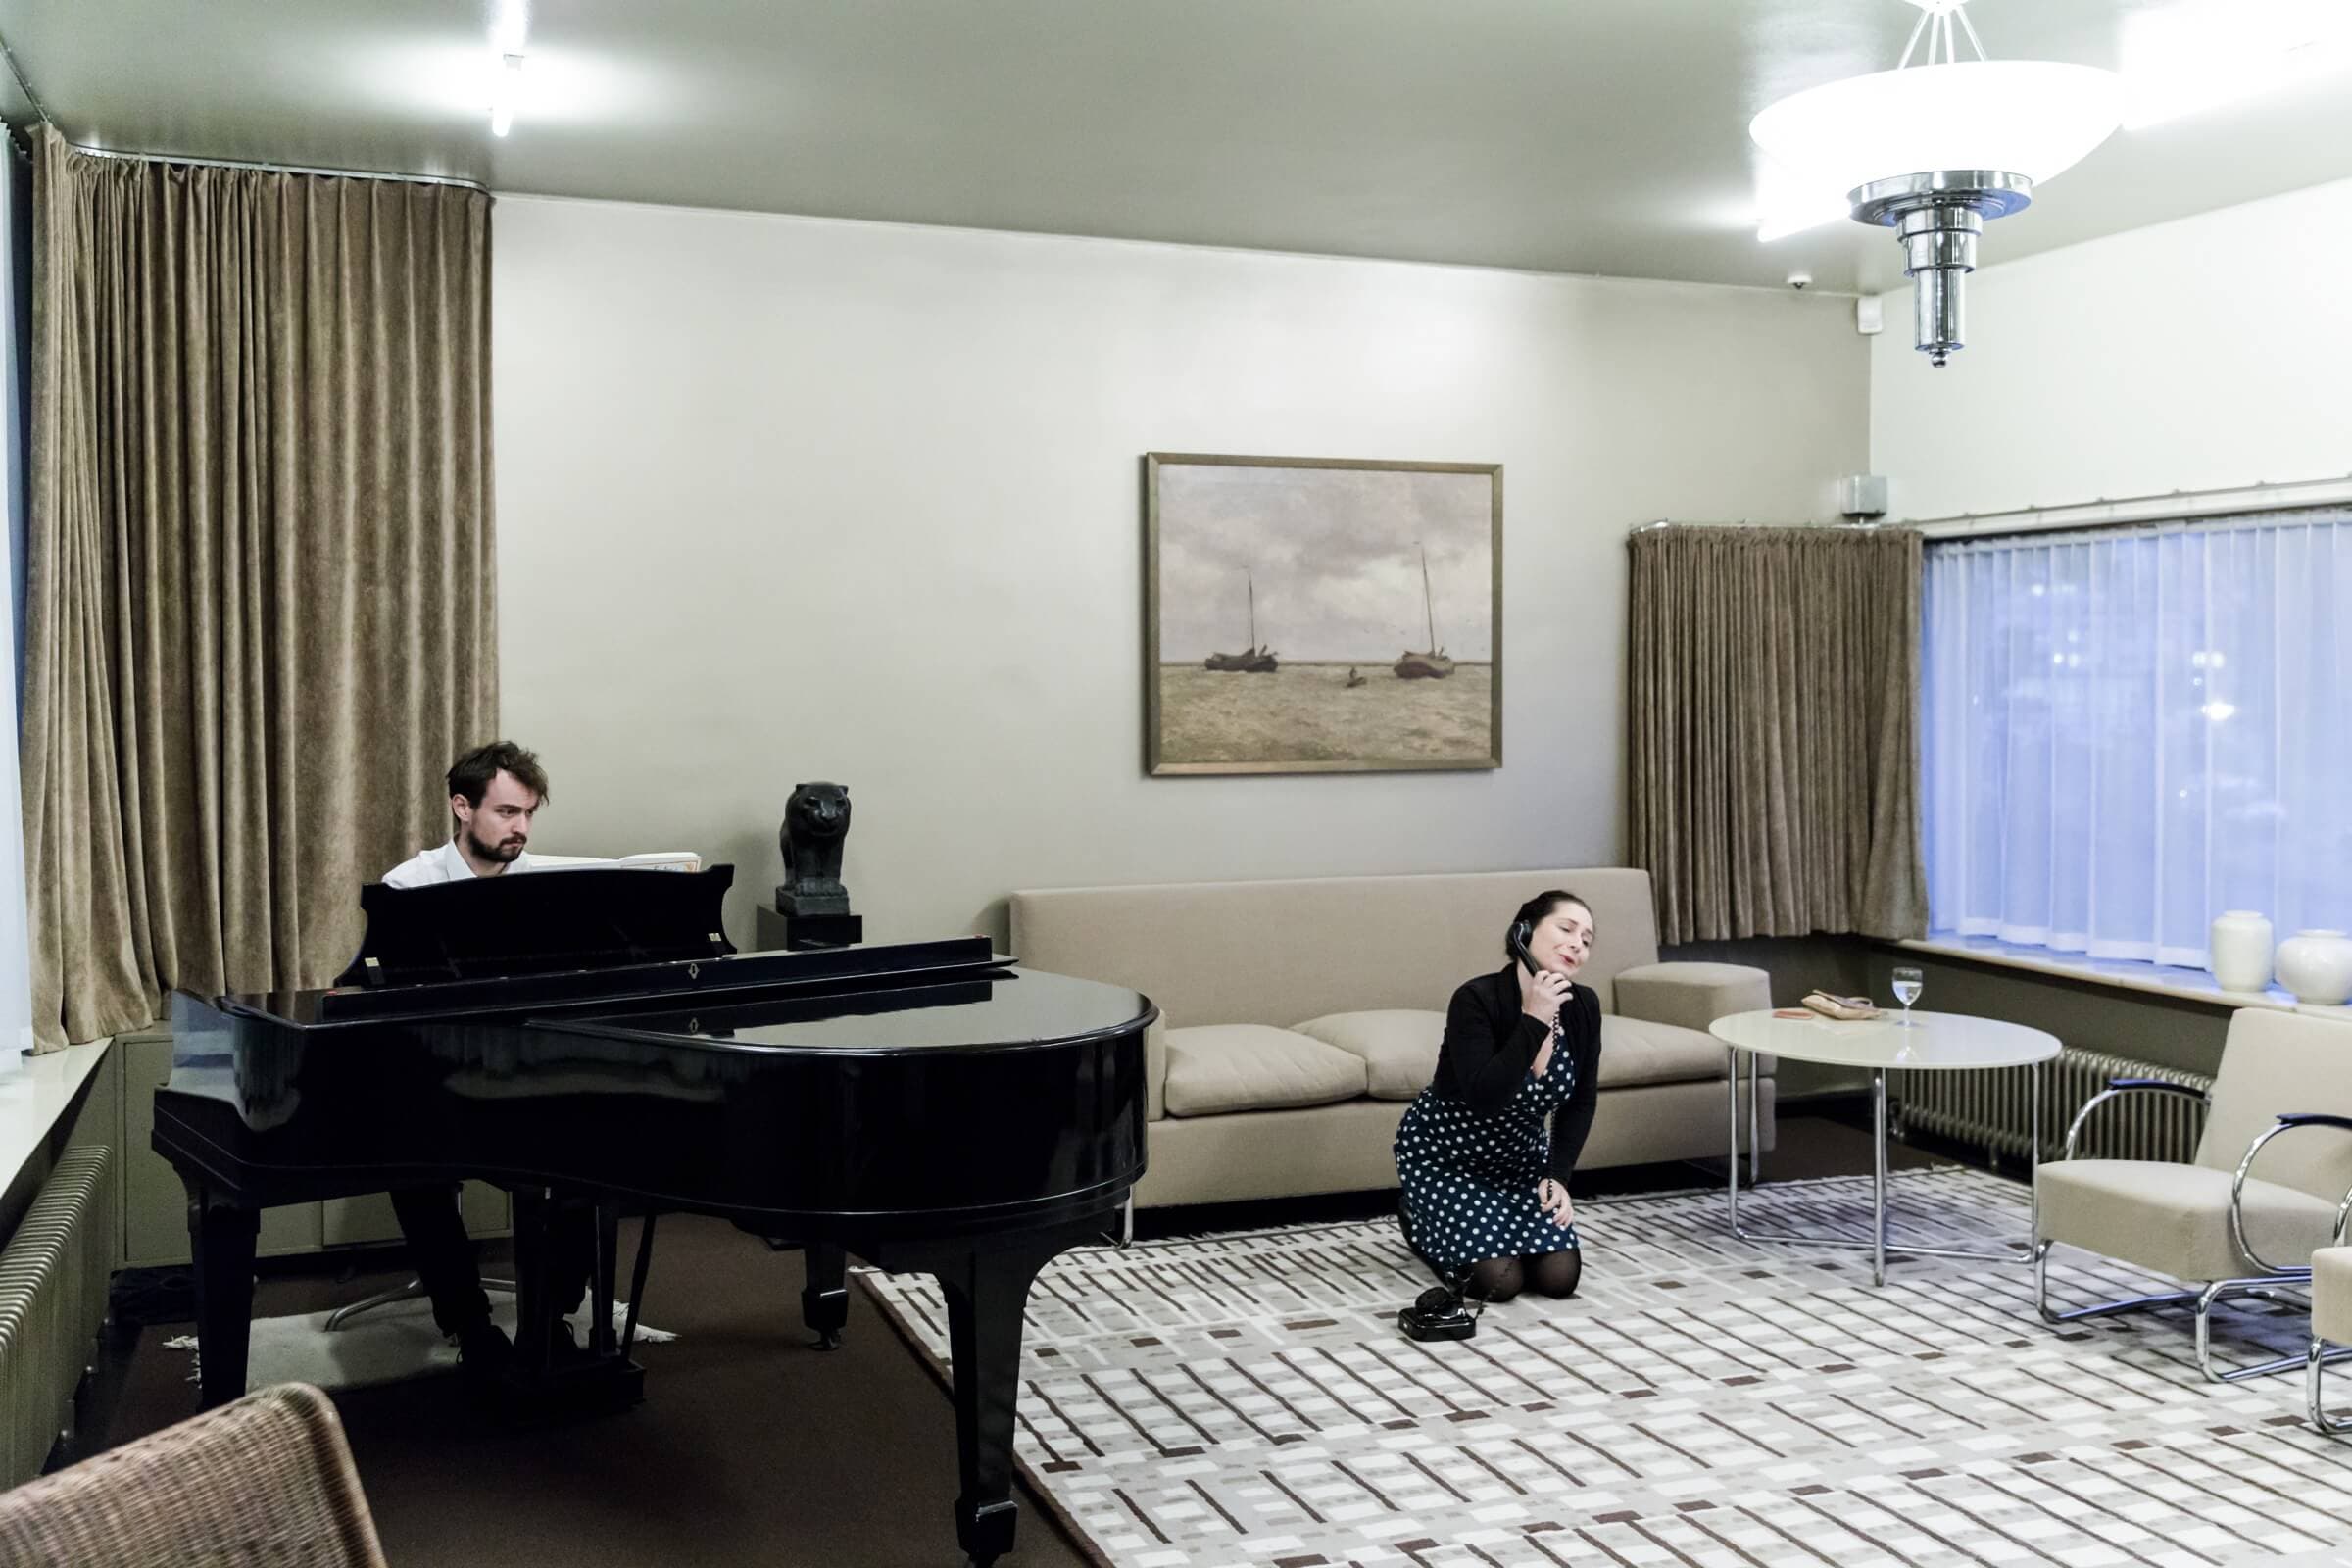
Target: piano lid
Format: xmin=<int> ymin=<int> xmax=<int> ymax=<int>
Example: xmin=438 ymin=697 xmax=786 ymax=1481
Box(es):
xmin=240 ymin=936 xmax=1007 ymax=1027
xmin=547 ymin=966 xmax=1156 ymax=1055
xmin=334 ymin=864 xmax=738 ymax=989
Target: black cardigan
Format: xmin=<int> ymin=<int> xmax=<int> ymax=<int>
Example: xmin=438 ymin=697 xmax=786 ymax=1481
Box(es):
xmin=1425 ymin=965 xmax=1603 ymax=1184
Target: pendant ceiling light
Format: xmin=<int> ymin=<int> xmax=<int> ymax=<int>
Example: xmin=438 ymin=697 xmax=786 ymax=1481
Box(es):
xmin=1750 ymin=0 xmax=2124 ymax=367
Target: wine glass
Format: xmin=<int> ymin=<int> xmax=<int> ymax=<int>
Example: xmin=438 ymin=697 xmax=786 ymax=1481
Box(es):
xmin=1891 ymin=965 xmax=1924 ymax=1027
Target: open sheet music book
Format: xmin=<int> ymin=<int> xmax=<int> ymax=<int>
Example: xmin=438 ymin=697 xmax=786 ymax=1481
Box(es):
xmin=529 ymin=851 xmax=703 ymax=873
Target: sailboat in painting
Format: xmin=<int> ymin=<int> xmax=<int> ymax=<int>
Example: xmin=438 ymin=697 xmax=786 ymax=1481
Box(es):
xmin=1203 ymin=569 xmax=1278 ymax=673
xmin=1394 ymin=544 xmax=1455 ymax=679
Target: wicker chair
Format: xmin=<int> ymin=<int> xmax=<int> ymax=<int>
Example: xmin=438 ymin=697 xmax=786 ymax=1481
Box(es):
xmin=0 ymin=1383 xmax=387 ymax=1567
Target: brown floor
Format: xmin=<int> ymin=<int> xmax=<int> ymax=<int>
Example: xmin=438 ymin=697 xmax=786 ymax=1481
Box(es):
xmin=84 ymin=1113 xmax=1958 ymax=1567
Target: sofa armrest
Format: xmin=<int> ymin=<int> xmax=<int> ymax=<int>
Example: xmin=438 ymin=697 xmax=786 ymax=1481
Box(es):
xmin=1145 ymin=1012 xmax=1168 ymax=1122
xmin=1612 ymin=962 xmax=1772 ymax=1040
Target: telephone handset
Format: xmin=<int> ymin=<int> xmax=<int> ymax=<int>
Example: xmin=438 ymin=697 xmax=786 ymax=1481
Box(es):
xmin=1511 ymin=920 xmax=1574 ymax=1004
xmin=1508 ymin=920 xmax=1538 ymax=977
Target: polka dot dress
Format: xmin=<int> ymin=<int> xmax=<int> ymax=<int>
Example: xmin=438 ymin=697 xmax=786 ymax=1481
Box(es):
xmin=1393 ymin=1016 xmax=1581 ymax=1273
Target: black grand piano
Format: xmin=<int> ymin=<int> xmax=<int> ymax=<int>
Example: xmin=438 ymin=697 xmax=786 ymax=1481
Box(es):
xmin=154 ymin=865 xmax=1152 ymax=1566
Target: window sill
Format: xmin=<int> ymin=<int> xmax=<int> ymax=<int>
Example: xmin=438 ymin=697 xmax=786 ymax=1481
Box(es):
xmin=0 ymin=1039 xmax=114 ymax=1198
xmin=1887 ymin=933 xmax=2352 ymax=1021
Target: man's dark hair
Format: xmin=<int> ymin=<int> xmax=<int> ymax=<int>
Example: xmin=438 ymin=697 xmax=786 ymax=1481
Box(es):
xmin=448 ymin=740 xmax=550 ymax=809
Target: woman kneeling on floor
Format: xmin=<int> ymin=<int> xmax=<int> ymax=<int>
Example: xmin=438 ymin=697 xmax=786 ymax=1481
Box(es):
xmin=1394 ymin=890 xmax=1601 ymax=1300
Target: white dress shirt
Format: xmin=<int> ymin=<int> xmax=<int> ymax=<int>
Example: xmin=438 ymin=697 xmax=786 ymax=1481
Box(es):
xmin=381 ymin=839 xmax=539 ymax=888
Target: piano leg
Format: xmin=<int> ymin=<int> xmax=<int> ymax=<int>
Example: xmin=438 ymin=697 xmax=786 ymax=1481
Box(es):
xmin=802 ymin=1242 xmax=849 ymax=1350
xmin=930 ymin=1243 xmax=1059 ymax=1568
xmin=512 ymin=1188 xmax=560 ymax=1376
xmin=182 ymin=1178 xmax=260 ymax=1410
xmin=508 ymin=1189 xmax=644 ymax=1412
xmin=591 ymin=1201 xmax=621 ymax=1357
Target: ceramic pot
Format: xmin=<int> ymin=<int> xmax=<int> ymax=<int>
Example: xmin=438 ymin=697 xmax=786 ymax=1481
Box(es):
xmin=2208 ymin=910 xmax=2275 ymax=993
xmin=2276 ymin=929 xmax=2352 ymax=1006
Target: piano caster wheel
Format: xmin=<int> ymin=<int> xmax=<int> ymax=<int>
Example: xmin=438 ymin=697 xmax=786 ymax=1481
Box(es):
xmin=960 ymin=1497 xmax=1019 ymax=1566
xmin=811 ymin=1329 xmax=842 ymax=1351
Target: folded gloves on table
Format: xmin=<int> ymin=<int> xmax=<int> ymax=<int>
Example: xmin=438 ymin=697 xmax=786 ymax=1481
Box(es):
xmin=1799 ymin=991 xmax=1882 ymax=1021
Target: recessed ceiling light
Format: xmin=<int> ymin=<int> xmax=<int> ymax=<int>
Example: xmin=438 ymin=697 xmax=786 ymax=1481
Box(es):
xmin=493 ymin=0 xmax=529 ymax=58
xmin=490 ymin=54 xmax=525 ymax=137
xmin=488 ymin=1 xmax=529 ymax=136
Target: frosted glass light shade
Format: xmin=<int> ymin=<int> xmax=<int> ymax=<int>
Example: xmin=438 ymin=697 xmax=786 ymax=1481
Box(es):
xmin=1750 ymin=60 xmax=2124 ymax=196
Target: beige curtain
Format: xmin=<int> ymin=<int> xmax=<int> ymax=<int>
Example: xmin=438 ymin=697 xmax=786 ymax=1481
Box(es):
xmin=20 ymin=127 xmax=497 ymax=1048
xmin=1627 ymin=524 xmax=1927 ymax=945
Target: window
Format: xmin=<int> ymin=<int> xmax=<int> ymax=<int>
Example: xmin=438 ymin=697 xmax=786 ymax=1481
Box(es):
xmin=1922 ymin=509 xmax=2351 ymax=966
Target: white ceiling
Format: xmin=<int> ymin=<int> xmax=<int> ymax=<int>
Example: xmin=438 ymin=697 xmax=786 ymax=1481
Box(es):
xmin=6 ymin=0 xmax=2351 ymax=293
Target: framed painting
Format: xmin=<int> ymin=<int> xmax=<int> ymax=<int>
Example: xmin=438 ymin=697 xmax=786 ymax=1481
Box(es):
xmin=1144 ymin=453 xmax=1502 ymax=775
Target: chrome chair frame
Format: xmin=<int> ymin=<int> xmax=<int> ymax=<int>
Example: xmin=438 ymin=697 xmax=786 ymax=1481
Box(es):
xmin=2306 ymin=1132 xmax=2352 ymax=1435
xmin=2036 ymin=1084 xmax=2352 ymax=1382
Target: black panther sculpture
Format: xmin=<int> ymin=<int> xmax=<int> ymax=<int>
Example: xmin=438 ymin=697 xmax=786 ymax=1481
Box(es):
xmin=777 ymin=782 xmax=853 ymax=916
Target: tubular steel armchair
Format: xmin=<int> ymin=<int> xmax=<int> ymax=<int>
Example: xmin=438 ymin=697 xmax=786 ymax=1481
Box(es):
xmin=2034 ymin=1008 xmax=2352 ymax=1382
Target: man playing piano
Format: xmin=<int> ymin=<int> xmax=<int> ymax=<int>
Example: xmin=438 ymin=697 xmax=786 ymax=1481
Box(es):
xmin=383 ymin=739 xmax=545 ymax=887
xmin=379 ymin=740 xmax=592 ymax=1380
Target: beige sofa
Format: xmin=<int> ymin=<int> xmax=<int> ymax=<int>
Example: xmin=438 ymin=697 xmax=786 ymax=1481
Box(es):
xmin=1010 ymin=867 xmax=1775 ymax=1208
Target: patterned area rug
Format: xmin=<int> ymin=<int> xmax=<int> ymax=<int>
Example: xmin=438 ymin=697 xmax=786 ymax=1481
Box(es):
xmin=859 ymin=1167 xmax=2352 ymax=1568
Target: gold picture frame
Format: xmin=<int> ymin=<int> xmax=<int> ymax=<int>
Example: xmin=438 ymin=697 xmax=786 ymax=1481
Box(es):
xmin=1145 ymin=452 xmax=1503 ymax=775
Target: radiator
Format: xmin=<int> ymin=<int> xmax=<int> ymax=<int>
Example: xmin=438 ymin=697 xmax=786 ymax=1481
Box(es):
xmin=1891 ymin=1047 xmax=2213 ymax=1165
xmin=0 ymin=1145 xmax=118 ymax=1488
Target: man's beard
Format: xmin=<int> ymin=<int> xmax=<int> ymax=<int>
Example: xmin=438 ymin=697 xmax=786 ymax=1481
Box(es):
xmin=465 ymin=825 xmax=524 ymax=863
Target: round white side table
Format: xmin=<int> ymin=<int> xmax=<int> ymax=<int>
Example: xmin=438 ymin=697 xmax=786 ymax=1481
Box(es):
xmin=1709 ymin=1008 xmax=2061 ymax=1286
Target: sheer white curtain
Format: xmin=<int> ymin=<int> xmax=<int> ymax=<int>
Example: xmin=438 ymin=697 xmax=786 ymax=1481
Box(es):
xmin=1923 ymin=508 xmax=2352 ymax=966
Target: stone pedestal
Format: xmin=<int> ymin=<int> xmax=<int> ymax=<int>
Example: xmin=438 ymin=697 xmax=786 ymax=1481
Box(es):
xmin=755 ymin=903 xmax=865 ymax=953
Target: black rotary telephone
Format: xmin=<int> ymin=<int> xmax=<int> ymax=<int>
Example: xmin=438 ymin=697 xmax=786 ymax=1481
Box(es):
xmin=1398 ymin=1277 xmax=1478 ymax=1341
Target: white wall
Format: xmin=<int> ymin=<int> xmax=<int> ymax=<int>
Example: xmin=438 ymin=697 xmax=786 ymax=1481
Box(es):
xmin=1873 ymin=176 xmax=2352 ymax=520
xmin=494 ymin=197 xmax=1866 ymax=946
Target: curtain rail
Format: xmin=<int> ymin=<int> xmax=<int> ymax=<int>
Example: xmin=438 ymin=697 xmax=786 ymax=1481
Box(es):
xmin=64 ymin=142 xmax=489 ymax=192
xmin=1629 ymin=518 xmax=1890 ymax=533
xmin=1927 ymin=504 xmax=2350 ymax=555
xmin=1631 ymin=476 xmax=2352 ymax=543
xmin=1907 ymin=474 xmax=2352 ymax=540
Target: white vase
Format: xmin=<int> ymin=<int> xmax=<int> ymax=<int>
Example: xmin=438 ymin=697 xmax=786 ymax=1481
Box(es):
xmin=2208 ymin=910 xmax=2275 ymax=993
xmin=2277 ymin=929 xmax=2352 ymax=1006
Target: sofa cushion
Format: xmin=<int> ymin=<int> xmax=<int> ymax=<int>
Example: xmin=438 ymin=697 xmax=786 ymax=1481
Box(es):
xmin=1292 ymin=1011 xmax=1445 ymax=1101
xmin=1293 ymin=1009 xmax=1736 ymax=1097
xmin=1163 ymin=1025 xmax=1369 ymax=1118
xmin=2039 ymin=1160 xmax=2341 ymax=1282
xmin=1597 ymin=1014 xmax=1732 ymax=1088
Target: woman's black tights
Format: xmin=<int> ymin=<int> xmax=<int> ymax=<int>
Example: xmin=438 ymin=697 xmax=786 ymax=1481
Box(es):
xmin=1465 ymin=1249 xmax=1582 ymax=1302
